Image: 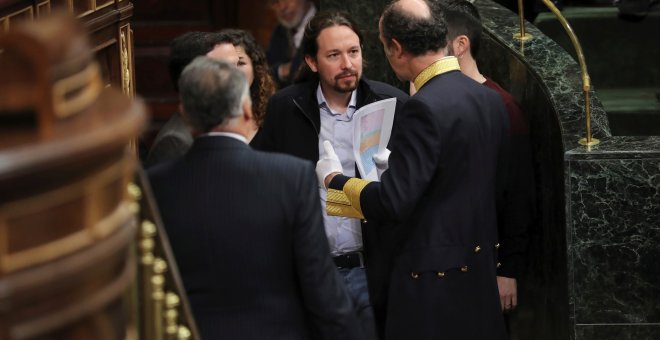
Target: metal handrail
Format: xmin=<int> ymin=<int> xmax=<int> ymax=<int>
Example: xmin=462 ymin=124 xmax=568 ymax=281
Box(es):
xmin=539 ymin=0 xmax=600 ymax=146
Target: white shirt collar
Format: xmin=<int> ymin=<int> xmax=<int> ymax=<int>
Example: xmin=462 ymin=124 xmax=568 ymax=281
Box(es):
xmin=199 ymin=131 xmax=248 ymax=144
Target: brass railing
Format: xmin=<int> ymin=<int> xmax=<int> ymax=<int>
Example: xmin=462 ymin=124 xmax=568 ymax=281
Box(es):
xmin=128 ymin=169 xmax=201 ymax=340
xmin=514 ymin=0 xmax=600 ymax=146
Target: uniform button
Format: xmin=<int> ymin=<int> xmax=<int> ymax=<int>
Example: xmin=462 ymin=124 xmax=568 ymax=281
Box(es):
xmin=411 ymin=272 xmax=420 ymax=279
xmin=496 ymin=262 xmax=502 ymax=268
xmin=460 ymin=266 xmax=468 ymax=272
xmin=436 ymin=272 xmax=445 ymax=278
xmin=362 ymin=219 xmax=368 ymax=224
xmin=474 ymin=245 xmax=481 ymax=253
xmin=495 ymin=243 xmax=500 ymax=249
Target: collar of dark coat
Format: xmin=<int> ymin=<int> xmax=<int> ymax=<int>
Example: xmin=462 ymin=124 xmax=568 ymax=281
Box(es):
xmin=190 ymin=134 xmax=250 ymax=151
xmin=292 ymin=77 xmax=378 ymax=134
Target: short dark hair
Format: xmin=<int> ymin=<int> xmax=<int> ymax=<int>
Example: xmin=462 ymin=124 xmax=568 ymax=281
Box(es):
xmin=178 ymin=57 xmax=249 ymax=132
xmin=210 ymin=29 xmax=276 ymax=127
xmin=432 ymin=0 xmax=482 ymax=57
xmin=381 ymin=0 xmax=448 ymax=56
xmin=301 ymin=10 xmax=363 ymax=59
xmin=168 ymin=32 xmax=216 ymax=91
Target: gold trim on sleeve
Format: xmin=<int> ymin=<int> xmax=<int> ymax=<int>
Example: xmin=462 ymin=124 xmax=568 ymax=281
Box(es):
xmin=326 ymin=177 xmax=371 ymax=219
xmin=344 ymin=178 xmax=369 ymax=216
xmin=413 ymin=57 xmax=461 ymax=91
xmin=327 ymin=189 xmax=363 ymax=219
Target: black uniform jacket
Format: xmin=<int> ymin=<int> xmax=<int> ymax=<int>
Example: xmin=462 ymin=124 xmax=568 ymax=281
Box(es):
xmin=329 ymin=70 xmax=510 ymax=340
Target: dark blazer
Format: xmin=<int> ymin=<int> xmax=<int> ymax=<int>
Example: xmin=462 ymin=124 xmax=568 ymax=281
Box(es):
xmin=145 ymin=113 xmax=193 ymax=168
xmin=266 ymin=24 xmax=304 ymax=88
xmin=148 ymin=136 xmax=362 ymax=340
xmin=330 ymin=70 xmax=510 ymax=340
xmin=251 ymin=77 xmax=408 ymax=162
xmin=250 ymin=77 xmax=408 ymax=337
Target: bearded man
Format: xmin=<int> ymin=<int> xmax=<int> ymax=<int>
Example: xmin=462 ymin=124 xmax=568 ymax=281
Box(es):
xmin=252 ymin=10 xmax=408 ymax=340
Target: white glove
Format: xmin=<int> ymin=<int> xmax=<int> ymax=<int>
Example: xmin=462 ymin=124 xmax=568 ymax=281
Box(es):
xmin=373 ymin=148 xmax=391 ymax=180
xmin=316 ymin=140 xmax=342 ymax=188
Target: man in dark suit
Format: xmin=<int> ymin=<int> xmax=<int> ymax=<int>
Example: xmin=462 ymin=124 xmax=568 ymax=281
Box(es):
xmin=267 ymin=0 xmax=316 ymax=87
xmin=148 ymin=57 xmax=362 ymax=340
xmin=316 ymin=0 xmax=509 ymax=339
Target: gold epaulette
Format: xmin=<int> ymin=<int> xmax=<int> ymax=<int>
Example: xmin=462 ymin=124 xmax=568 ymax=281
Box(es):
xmin=326 ymin=178 xmax=370 ymax=219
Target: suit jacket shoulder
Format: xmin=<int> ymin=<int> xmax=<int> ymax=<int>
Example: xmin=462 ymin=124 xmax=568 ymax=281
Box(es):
xmin=363 ymin=79 xmax=408 ymax=104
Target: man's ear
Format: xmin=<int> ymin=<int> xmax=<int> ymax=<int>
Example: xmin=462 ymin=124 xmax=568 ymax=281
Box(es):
xmin=304 ymin=55 xmax=318 ymax=73
xmin=390 ymin=38 xmax=404 ymax=59
xmin=456 ymin=35 xmax=470 ymax=57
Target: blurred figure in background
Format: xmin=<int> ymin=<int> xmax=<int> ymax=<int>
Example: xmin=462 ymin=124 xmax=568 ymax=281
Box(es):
xmin=147 ymin=29 xmax=275 ymax=168
xmin=267 ymin=0 xmax=317 ymax=88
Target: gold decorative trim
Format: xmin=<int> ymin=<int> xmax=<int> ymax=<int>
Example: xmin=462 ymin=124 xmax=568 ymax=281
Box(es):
xmin=327 ymin=188 xmax=350 ymax=205
xmin=119 ymin=25 xmax=132 ymax=96
xmin=52 ymin=62 xmax=103 ymax=119
xmin=325 ymin=178 xmax=370 ymax=219
xmin=413 ymin=57 xmax=461 ymax=91
xmin=343 ymin=178 xmax=370 ymax=216
xmin=327 ymin=189 xmax=363 ymax=219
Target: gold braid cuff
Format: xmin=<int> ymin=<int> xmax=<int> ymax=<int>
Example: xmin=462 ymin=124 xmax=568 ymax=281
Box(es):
xmin=413 ymin=57 xmax=461 ymax=91
xmin=326 ymin=178 xmax=370 ymax=219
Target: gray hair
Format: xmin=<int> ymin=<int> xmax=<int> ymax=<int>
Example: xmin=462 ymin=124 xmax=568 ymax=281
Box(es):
xmin=178 ymin=56 xmax=250 ymax=132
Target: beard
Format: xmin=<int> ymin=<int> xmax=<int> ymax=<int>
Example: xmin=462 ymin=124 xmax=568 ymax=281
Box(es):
xmin=332 ymin=71 xmax=360 ymax=93
xmin=279 ymin=8 xmax=305 ymax=29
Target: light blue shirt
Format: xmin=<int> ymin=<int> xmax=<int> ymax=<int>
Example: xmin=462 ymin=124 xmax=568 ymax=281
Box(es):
xmin=317 ymin=85 xmax=362 ymax=256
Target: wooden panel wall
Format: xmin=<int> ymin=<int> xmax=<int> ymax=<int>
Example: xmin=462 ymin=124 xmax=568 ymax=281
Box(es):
xmin=132 ymin=0 xmax=278 ymax=148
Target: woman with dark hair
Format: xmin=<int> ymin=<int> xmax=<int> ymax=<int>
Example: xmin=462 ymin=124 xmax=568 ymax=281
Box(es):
xmin=214 ymin=29 xmax=277 ymax=129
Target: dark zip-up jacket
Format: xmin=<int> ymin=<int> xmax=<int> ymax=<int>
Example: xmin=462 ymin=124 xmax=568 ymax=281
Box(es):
xmin=251 ymin=78 xmax=408 ymax=163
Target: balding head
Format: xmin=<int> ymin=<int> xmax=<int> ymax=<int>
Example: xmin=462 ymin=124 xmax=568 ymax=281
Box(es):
xmin=380 ymin=0 xmax=447 ymax=56
xmin=397 ymin=0 xmax=432 ymax=18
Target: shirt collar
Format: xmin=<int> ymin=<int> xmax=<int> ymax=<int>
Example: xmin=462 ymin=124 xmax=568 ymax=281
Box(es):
xmin=198 ymin=131 xmax=248 ymax=144
xmin=316 ymin=84 xmax=357 ymax=116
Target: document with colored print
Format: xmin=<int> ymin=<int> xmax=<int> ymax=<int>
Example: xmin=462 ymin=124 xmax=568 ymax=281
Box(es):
xmin=352 ymin=97 xmax=396 ymax=181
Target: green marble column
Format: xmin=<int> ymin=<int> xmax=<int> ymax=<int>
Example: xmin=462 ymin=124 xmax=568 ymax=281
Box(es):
xmin=319 ymin=0 xmax=406 ymax=90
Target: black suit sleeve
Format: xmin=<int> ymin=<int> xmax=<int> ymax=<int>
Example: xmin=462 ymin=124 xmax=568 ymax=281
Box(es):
xmin=293 ymin=163 xmax=363 ymax=340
